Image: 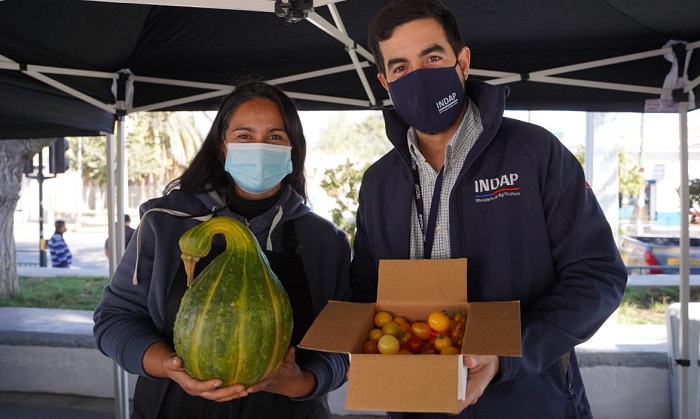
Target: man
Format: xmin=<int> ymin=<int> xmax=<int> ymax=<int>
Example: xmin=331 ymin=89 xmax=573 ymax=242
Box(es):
xmin=104 ymin=214 xmax=136 ymax=257
xmin=349 ymin=0 xmax=628 ymax=417
xmin=47 ymin=220 xmax=72 ymax=268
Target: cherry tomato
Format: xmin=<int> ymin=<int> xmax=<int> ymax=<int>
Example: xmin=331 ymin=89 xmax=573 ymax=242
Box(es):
xmin=434 ymin=334 xmax=452 ymax=351
xmin=377 ymin=334 xmax=400 ymax=354
xmin=410 ymin=322 xmax=432 ymax=341
xmin=363 ymin=339 xmax=379 ymax=354
xmin=382 ymin=321 xmax=402 ymax=337
xmin=440 ymin=345 xmax=459 ymax=355
xmin=398 ymin=321 xmax=411 ymax=334
xmin=406 ymin=336 xmax=424 ymax=354
xmin=393 ymin=315 xmax=409 ymax=325
xmin=421 ymin=342 xmax=439 ymax=355
xmin=428 ymin=311 xmax=451 ymax=332
xmin=368 ymin=328 xmax=384 ymax=341
xmin=374 ymin=311 xmax=394 ymax=328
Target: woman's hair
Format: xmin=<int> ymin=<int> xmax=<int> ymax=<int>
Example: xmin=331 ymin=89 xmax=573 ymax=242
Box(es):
xmin=164 ymin=77 xmax=308 ymax=202
xmin=367 ymin=0 xmax=465 ymax=75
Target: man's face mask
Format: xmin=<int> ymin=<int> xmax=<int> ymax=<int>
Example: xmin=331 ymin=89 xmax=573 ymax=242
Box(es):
xmin=224 ymin=143 xmax=293 ymax=194
xmin=388 ymin=63 xmax=464 ymax=134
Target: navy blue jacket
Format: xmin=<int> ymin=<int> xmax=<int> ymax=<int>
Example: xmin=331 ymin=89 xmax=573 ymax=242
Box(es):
xmin=94 ymin=185 xmax=351 ymax=403
xmin=350 ymin=80 xmax=628 ymax=418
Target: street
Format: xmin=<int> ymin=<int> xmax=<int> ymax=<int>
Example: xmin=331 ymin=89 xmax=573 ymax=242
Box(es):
xmin=14 ymin=213 xmax=111 ymax=275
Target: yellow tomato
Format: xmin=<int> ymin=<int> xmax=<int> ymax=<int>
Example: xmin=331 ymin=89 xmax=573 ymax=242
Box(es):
xmin=434 ymin=334 xmax=452 ymax=351
xmin=377 ymin=334 xmax=400 ymax=354
xmin=440 ymin=345 xmax=459 ymax=355
xmin=368 ymin=328 xmax=384 ymax=341
xmin=381 ymin=321 xmax=402 ymax=337
xmin=374 ymin=311 xmax=394 ymax=328
xmin=428 ymin=311 xmax=451 ymax=332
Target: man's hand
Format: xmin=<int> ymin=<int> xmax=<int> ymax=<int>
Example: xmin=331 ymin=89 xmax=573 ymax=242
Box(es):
xmin=246 ymin=347 xmax=316 ymax=398
xmin=451 ymin=355 xmax=499 ymax=415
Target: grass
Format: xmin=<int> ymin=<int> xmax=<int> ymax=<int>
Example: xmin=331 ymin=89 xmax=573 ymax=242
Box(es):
xmin=0 ymin=276 xmax=110 ymax=310
xmin=1 ymin=277 xmax=698 ymax=325
xmin=617 ymin=286 xmax=700 ymax=324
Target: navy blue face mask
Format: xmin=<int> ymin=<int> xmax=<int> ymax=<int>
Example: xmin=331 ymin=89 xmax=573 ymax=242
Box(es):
xmin=388 ymin=64 xmax=464 ymax=134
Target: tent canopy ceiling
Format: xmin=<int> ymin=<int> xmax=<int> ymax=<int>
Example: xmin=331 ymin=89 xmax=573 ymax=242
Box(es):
xmin=0 ymin=0 xmax=699 ymax=139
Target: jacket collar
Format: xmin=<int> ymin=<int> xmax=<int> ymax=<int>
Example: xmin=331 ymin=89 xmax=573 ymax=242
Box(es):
xmin=382 ymin=79 xmax=508 ymax=166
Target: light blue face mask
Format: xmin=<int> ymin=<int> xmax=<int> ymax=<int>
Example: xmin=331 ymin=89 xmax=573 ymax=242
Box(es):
xmin=224 ymin=143 xmax=293 ymax=194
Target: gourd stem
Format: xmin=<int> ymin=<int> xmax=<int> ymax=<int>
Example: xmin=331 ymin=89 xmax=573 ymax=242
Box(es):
xmin=180 ymin=217 xmax=257 ymax=288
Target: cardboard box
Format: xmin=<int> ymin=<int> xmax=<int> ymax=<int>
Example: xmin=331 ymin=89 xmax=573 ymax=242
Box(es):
xmin=299 ymin=258 xmax=521 ymax=414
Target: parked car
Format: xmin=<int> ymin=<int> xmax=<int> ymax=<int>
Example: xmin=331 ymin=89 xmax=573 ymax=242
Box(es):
xmin=619 ymin=235 xmax=700 ymax=274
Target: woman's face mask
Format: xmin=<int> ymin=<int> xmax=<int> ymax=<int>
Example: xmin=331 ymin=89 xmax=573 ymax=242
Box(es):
xmin=224 ymin=143 xmax=293 ymax=194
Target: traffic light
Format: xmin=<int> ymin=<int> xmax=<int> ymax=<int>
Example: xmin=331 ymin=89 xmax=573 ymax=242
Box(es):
xmin=23 ymin=156 xmax=35 ymax=174
xmin=49 ymin=138 xmax=70 ymax=174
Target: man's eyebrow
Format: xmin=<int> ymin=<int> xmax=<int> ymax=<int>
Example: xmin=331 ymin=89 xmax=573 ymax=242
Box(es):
xmin=386 ymin=56 xmax=407 ymax=70
xmin=420 ymin=44 xmax=448 ymax=57
xmin=386 ymin=44 xmax=449 ymax=69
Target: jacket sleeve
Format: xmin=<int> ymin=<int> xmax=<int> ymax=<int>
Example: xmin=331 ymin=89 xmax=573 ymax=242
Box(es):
xmin=294 ymin=220 xmax=352 ymax=399
xmin=495 ymin=136 xmax=628 ymax=384
xmin=349 ymin=182 xmax=380 ymax=303
xmin=93 ymin=202 xmax=170 ymax=377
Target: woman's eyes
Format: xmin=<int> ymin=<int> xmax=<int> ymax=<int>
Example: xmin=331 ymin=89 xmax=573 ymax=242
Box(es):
xmin=230 ymin=133 xmax=288 ymax=143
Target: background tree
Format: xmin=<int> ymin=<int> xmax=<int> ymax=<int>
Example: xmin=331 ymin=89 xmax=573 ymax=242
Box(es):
xmin=686 ymin=178 xmax=700 ymax=224
xmin=320 ymin=161 xmax=369 ymax=242
xmin=314 ymin=112 xmax=389 ymax=161
xmin=68 ymin=111 xmax=208 ymax=214
xmin=0 ymin=138 xmax=56 ymax=298
xmin=315 ymin=112 xmax=389 ymax=240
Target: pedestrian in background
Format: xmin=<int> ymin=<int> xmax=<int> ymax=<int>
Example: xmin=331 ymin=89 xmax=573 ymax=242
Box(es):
xmin=47 ymin=220 xmax=72 ymax=268
xmin=104 ymin=214 xmax=136 ymax=257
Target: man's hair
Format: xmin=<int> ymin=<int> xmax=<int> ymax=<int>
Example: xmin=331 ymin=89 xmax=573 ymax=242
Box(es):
xmin=124 ymin=214 xmax=131 ymax=223
xmin=54 ymin=220 xmax=65 ymax=230
xmin=367 ymin=0 xmax=465 ymax=74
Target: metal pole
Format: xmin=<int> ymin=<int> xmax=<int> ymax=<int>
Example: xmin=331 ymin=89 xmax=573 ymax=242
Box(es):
xmin=110 ymin=115 xmax=130 ymax=419
xmin=38 ymin=150 xmax=47 ymax=267
xmin=677 ymin=100 xmax=690 ymax=419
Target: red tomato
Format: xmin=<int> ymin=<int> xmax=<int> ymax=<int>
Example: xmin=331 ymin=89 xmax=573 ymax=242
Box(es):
xmin=406 ymin=336 xmax=424 ymax=354
xmin=421 ymin=342 xmax=439 ymax=355
xmin=363 ymin=340 xmax=379 ymax=354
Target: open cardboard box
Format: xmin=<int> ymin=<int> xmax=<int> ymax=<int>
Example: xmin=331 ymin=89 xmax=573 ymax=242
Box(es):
xmin=299 ymin=258 xmax=521 ymax=413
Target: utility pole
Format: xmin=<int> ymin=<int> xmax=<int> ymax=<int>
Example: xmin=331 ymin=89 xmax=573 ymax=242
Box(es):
xmin=24 ymin=139 xmax=67 ymax=267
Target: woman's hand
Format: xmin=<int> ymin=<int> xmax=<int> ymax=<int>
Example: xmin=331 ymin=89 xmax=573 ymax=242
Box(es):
xmin=163 ymin=353 xmax=248 ymax=402
xmin=246 ymin=347 xmax=316 ymax=398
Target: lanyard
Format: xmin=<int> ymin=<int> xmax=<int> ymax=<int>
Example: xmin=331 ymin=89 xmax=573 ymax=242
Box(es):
xmin=411 ymin=158 xmax=445 ymax=259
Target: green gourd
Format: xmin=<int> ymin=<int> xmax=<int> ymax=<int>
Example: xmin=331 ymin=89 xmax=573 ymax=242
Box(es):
xmin=173 ymin=217 xmax=293 ymax=387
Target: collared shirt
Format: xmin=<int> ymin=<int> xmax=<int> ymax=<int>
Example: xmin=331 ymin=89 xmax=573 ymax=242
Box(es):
xmin=408 ymin=97 xmax=483 ymax=259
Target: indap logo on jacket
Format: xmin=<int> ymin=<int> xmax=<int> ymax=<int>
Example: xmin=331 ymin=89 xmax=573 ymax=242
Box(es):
xmin=473 ymin=173 xmax=521 ymax=203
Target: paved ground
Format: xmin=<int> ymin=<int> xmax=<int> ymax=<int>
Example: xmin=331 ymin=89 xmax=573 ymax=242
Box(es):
xmin=14 ymin=215 xmax=112 ymax=273
xmin=0 ymin=391 xmax=384 ymax=419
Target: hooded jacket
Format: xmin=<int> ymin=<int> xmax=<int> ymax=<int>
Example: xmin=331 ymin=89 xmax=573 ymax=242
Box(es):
xmin=94 ymin=185 xmax=351 ymax=401
xmin=350 ymin=80 xmax=628 ymax=418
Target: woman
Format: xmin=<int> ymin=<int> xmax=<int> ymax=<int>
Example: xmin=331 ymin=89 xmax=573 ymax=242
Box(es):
xmin=93 ymin=78 xmax=351 ymax=418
